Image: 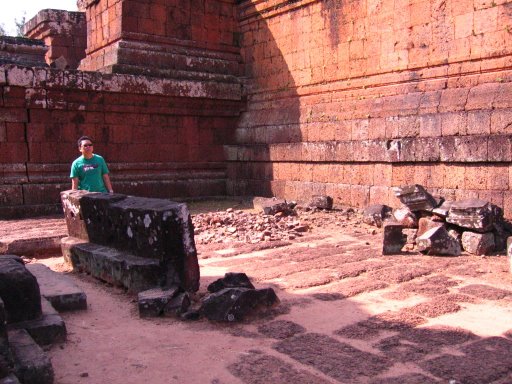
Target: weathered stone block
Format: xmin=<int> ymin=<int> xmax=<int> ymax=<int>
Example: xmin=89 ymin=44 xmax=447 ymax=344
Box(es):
xmin=0 ymin=298 xmax=12 ymax=379
xmin=392 ymin=206 xmax=418 ymax=228
xmin=8 ymin=329 xmax=53 ymax=384
xmin=8 ymin=297 xmax=65 ymax=346
xmin=201 ymin=287 xmax=279 ymax=322
xmin=446 ymin=199 xmax=496 ymax=232
xmin=417 ymin=217 xmax=445 ymax=238
xmin=382 ymin=222 xmax=407 ymax=255
xmin=417 ymin=226 xmax=462 ymax=256
xmin=308 ymin=195 xmax=333 ymax=210
xmin=0 ymin=256 xmax=41 ymax=324
xmin=207 ymin=273 xmax=255 ymax=293
xmin=362 ymin=204 xmax=392 ymax=228
xmin=60 ymin=236 xmax=88 ymax=265
xmin=60 ymin=190 xmax=93 ymax=241
xmin=432 ymin=200 xmax=453 ymax=218
xmin=61 ymin=191 xmax=199 ymax=292
xmin=461 ymin=232 xmax=495 ymax=255
xmin=26 ymin=264 xmax=87 ymax=312
xmin=137 ymin=286 xmax=183 ymax=318
xmin=69 ymin=242 xmax=165 ymax=293
xmin=393 ymin=184 xmax=437 ymax=211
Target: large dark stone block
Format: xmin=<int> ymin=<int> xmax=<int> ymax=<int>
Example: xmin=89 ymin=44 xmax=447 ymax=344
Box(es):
xmin=69 ymin=243 xmax=166 ymax=293
xmin=60 ymin=191 xmax=200 ymax=292
xmin=0 ymin=298 xmax=13 ymax=378
xmin=446 ymin=199 xmax=497 ymax=233
xmin=392 ymin=185 xmax=437 ymax=211
xmin=0 ymin=256 xmax=42 ymax=324
xmin=201 ymin=287 xmax=279 ymax=322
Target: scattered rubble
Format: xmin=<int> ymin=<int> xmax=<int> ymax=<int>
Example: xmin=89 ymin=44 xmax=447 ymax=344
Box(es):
xmin=367 ymin=184 xmax=512 ymax=257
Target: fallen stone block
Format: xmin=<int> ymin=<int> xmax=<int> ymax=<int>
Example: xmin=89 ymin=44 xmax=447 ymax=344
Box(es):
xmin=138 ymin=286 xmax=182 ymax=317
xmin=60 ymin=189 xmax=92 ymax=241
xmin=492 ymin=223 xmax=509 ymax=252
xmin=253 ymin=197 xmax=291 ymax=215
xmin=446 ymin=199 xmax=496 ymax=232
xmin=207 ymin=273 xmax=255 ymax=293
xmin=68 ymin=242 xmax=164 ymax=293
xmin=362 ymin=205 xmax=391 ymax=228
xmin=60 ymin=236 xmax=88 ymax=265
xmin=417 ymin=226 xmax=461 ymax=256
xmin=308 ymin=195 xmax=333 ymax=210
xmin=392 ymin=206 xmax=418 ymax=228
xmin=392 ymin=184 xmax=437 ymax=211
xmin=461 ymin=232 xmax=495 ymax=255
xmin=417 ymin=217 xmax=445 ymax=238
xmin=382 ymin=223 xmax=407 ymax=255
xmin=0 ymin=256 xmax=41 ymax=324
xmin=8 ymin=298 xmax=66 ymax=346
xmin=61 ymin=191 xmax=199 ymax=292
xmin=26 ymin=264 xmax=87 ymax=312
xmin=201 ymin=287 xmax=279 ymax=322
xmin=432 ymin=200 xmax=454 ymax=218
xmin=8 ymin=329 xmax=53 ymax=384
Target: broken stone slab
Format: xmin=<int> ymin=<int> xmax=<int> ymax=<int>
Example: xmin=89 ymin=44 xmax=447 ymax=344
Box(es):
xmin=392 ymin=206 xmax=418 ymax=228
xmin=200 ymin=287 xmax=279 ymax=322
xmin=60 ymin=189 xmax=93 ymax=241
xmin=446 ymin=199 xmax=496 ymax=233
xmin=417 ymin=226 xmax=461 ymax=256
xmin=137 ymin=286 xmax=191 ymax=318
xmin=26 ymin=264 xmax=87 ymax=312
xmin=382 ymin=222 xmax=407 ymax=255
xmin=461 ymin=232 xmax=495 ymax=256
xmin=8 ymin=298 xmax=66 ymax=346
xmin=61 ymin=191 xmax=199 ymax=292
xmin=362 ymin=204 xmax=392 ymax=228
xmin=0 ymin=256 xmax=42 ymax=324
xmin=253 ymin=197 xmax=291 ymax=215
xmin=67 ymin=242 xmax=165 ymax=293
xmin=392 ymin=184 xmax=437 ymax=211
xmin=7 ymin=329 xmax=53 ymax=384
xmin=492 ymin=223 xmax=509 ymax=252
xmin=207 ymin=272 xmax=255 ymax=293
xmin=308 ymin=195 xmax=333 ymax=210
xmin=60 ymin=236 xmax=88 ymax=265
xmin=417 ymin=217 xmax=445 ymax=238
xmin=432 ymin=200 xmax=454 ymax=218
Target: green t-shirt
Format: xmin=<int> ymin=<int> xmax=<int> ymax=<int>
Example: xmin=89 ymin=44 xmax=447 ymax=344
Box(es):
xmin=70 ymin=154 xmax=109 ymax=192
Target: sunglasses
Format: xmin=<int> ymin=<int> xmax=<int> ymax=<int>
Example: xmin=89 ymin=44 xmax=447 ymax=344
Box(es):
xmin=82 ymin=144 xmax=93 ymax=147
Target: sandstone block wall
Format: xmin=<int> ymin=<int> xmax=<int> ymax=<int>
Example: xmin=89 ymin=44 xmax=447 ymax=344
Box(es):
xmin=227 ymin=0 xmax=512 ymax=216
xmin=0 ymin=65 xmax=241 ymax=218
xmin=23 ymin=10 xmax=87 ymax=69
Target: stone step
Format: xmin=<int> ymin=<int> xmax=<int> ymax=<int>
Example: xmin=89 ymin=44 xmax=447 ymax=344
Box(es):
xmin=26 ymin=264 xmax=87 ymax=312
xmin=7 ymin=329 xmax=53 ymax=384
xmin=8 ymin=299 xmax=66 ymax=346
xmin=68 ymin=241 xmax=164 ymax=293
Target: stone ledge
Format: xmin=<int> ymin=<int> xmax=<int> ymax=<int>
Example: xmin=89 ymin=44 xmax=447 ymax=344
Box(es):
xmin=3 ymin=64 xmax=242 ymax=101
xmin=225 ymin=134 xmax=512 ymax=163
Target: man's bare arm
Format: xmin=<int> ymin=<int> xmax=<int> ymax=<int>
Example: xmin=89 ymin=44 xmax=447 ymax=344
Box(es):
xmin=103 ymin=174 xmax=113 ymax=193
xmin=71 ymin=178 xmax=79 ymax=190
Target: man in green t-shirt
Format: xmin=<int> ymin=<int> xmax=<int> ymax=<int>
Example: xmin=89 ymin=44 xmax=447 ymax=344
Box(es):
xmin=70 ymin=136 xmax=114 ymax=193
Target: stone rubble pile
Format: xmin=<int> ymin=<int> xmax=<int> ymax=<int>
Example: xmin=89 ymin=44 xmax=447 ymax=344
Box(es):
xmin=363 ymin=184 xmax=512 ymax=257
xmin=192 ymin=196 xmax=358 ymax=245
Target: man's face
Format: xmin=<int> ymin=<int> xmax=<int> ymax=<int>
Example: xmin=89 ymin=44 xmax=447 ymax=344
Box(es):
xmin=79 ymin=140 xmax=94 ymax=157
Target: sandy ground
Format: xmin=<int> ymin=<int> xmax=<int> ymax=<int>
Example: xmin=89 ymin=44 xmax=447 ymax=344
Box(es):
xmin=4 ymin=205 xmax=512 ymax=384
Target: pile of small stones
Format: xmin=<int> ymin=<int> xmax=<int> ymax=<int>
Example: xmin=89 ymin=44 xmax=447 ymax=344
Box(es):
xmin=191 ymin=199 xmax=363 ymax=245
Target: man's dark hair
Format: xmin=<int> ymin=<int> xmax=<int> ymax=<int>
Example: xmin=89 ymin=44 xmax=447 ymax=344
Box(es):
xmin=77 ymin=136 xmax=93 ymax=147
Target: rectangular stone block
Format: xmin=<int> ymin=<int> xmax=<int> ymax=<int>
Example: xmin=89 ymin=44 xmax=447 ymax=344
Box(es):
xmin=383 ymin=223 xmax=407 ymax=255
xmin=69 ymin=242 xmax=165 ymax=293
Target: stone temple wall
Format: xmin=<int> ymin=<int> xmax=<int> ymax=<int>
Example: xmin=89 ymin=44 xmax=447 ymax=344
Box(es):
xmin=227 ymin=0 xmax=512 ymax=216
xmin=1 ymin=0 xmax=512 ymax=218
xmin=0 ymin=65 xmax=241 ymax=218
